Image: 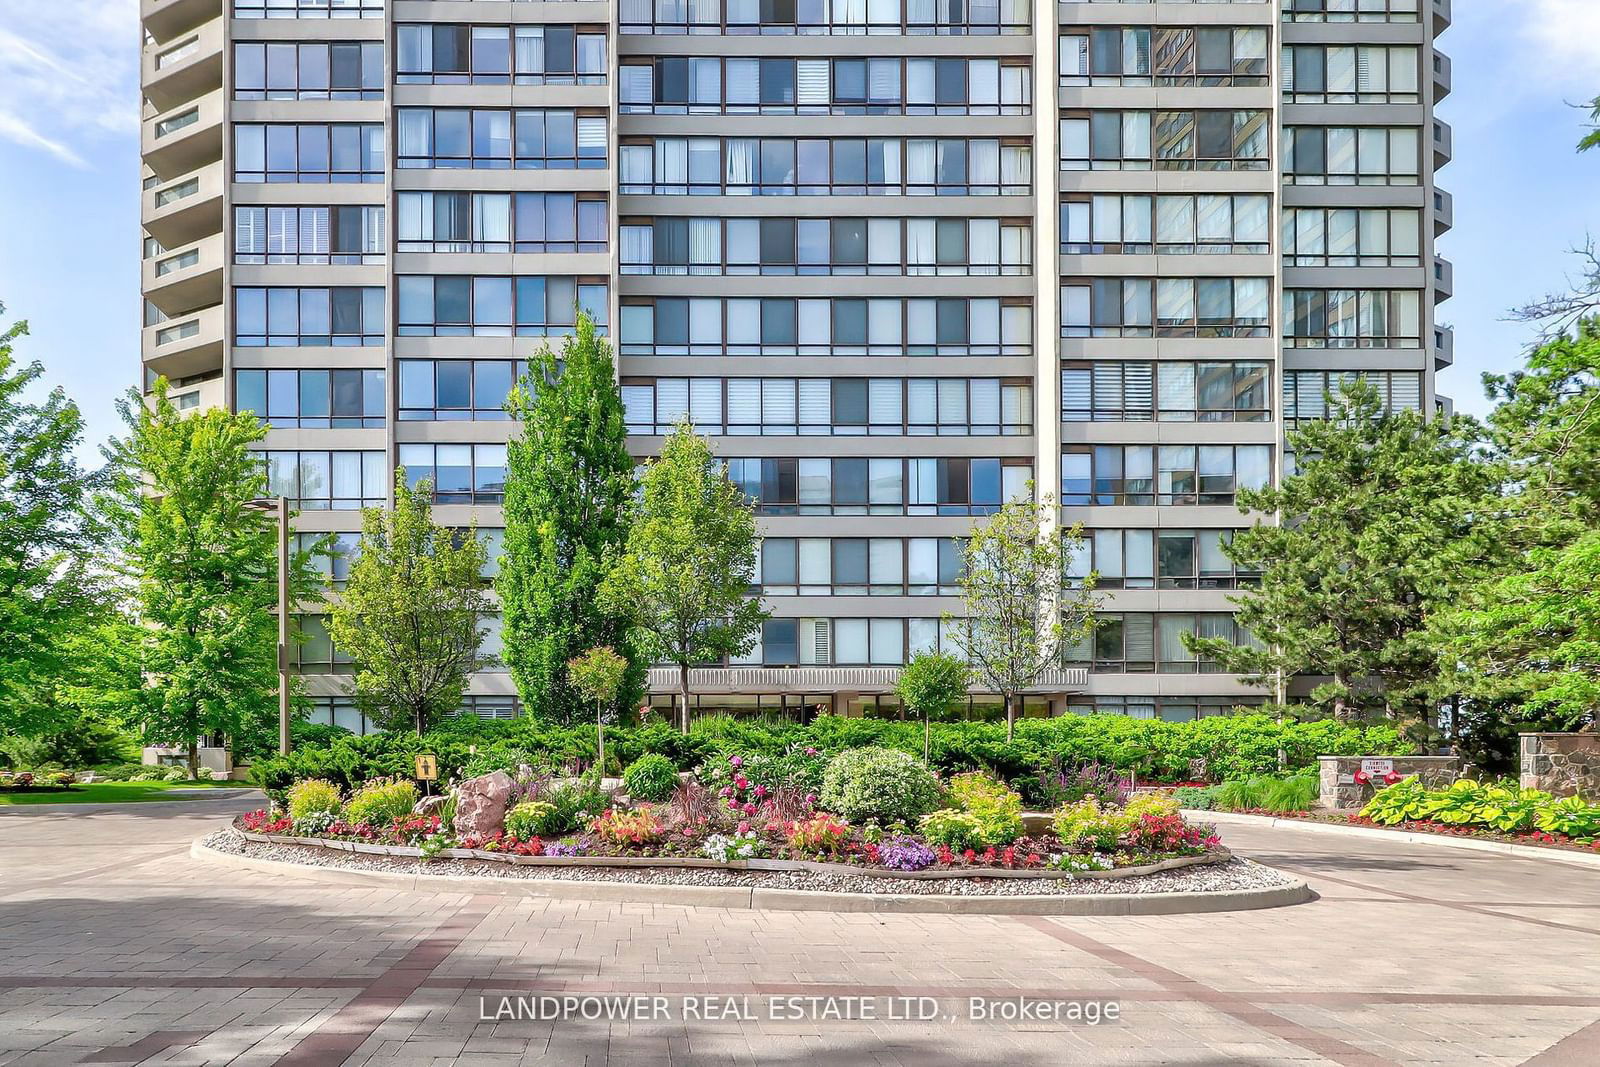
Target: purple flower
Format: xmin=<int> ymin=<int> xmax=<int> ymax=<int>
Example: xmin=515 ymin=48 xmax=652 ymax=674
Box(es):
xmin=877 ymin=837 xmax=937 ymax=872
xmin=545 ymin=842 xmax=586 ymax=858
xmin=729 ymin=756 xmax=743 ymax=768
xmin=805 ymin=747 xmax=818 ymax=757
xmin=719 ymin=786 xmax=734 ymax=798
xmin=804 ymin=793 xmax=818 ymax=807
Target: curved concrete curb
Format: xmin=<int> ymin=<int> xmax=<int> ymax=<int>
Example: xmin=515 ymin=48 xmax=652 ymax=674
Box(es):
xmin=191 ymin=836 xmax=1313 ymax=915
xmin=1188 ymin=809 xmax=1600 ymax=870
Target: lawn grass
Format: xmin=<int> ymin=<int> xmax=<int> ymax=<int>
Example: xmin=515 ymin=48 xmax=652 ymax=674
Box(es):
xmin=0 ymin=780 xmax=246 ymax=806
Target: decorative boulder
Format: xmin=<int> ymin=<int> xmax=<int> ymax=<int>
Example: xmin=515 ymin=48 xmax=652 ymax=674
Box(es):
xmin=1020 ymin=812 xmax=1055 ymax=837
xmin=413 ymin=793 xmax=452 ymax=817
xmin=453 ymin=771 xmax=514 ymax=838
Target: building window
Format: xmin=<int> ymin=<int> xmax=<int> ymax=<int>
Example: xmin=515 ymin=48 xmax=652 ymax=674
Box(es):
xmin=233 ymin=42 xmax=384 ymax=100
xmin=394 ymin=108 xmax=608 ymax=169
xmin=622 ymin=377 xmax=1032 ymax=436
xmin=302 ymin=696 xmax=372 ymax=734
xmin=233 ymin=287 xmax=385 ymax=346
xmin=233 ymin=0 xmax=385 ymax=18
xmin=1061 ymin=278 xmax=1271 ymax=338
xmin=728 ymin=457 xmax=1031 ymax=517
xmin=620 ymin=216 xmax=1031 ymax=277
xmin=397 ymin=24 xmax=608 ymax=85
xmin=1282 ymin=126 xmax=1421 ymax=185
xmin=292 ymin=618 xmax=354 ymax=673
xmin=1066 ymin=529 xmax=1259 ymax=590
xmin=235 ymin=368 xmax=385 ymax=428
xmin=395 ymin=192 xmax=606 ymax=253
xmin=760 ymin=537 xmax=963 ymax=596
xmin=619 ymin=136 xmax=1032 ymax=197
xmin=1280 ymin=0 xmax=1420 ymax=24
xmin=397 ymin=359 xmax=528 ymax=421
xmin=1282 ymin=370 xmax=1423 ymax=424
xmin=1063 ymin=695 xmax=1264 ymax=722
xmin=619 ymin=56 xmax=1031 ymax=116
xmin=1061 ymin=445 xmax=1272 ymax=507
xmin=1283 ymin=289 xmax=1423 ymax=348
xmin=1283 ymin=45 xmax=1420 ymax=104
xmin=234 ymin=206 xmax=386 ymax=265
xmin=396 ymin=276 xmax=607 ymax=337
xmin=1060 ymin=111 xmax=1269 ymax=171
xmin=1061 ymin=362 xmax=1270 ymax=423
xmin=232 ymin=124 xmax=384 ymax=183
xmin=1065 ymin=613 xmax=1256 ymax=674
xmin=262 ymin=451 xmax=388 ymax=509
xmin=1060 ymin=27 xmax=1269 ymax=87
xmin=620 ymin=0 xmax=1030 ymax=35
xmin=295 ymin=532 xmax=361 ymax=587
xmin=398 ymin=444 xmax=509 ymax=504
xmin=1061 ymin=194 xmax=1271 ymax=255
xmin=1281 ymin=208 xmax=1421 ymax=267
xmin=619 ymin=297 xmax=1031 ymax=358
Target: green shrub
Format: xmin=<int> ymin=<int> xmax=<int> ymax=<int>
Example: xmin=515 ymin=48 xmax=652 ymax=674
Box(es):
xmin=1213 ymin=777 xmax=1267 ymax=812
xmin=918 ymin=809 xmax=986 ymax=851
xmin=623 ymin=754 xmax=679 ymax=801
xmin=1124 ymin=792 xmax=1182 ymax=820
xmin=286 ymin=779 xmax=343 ymax=820
xmin=161 ymin=767 xmax=190 ymax=782
xmin=505 ymin=801 xmax=557 ymax=839
xmin=1361 ymin=776 xmax=1432 ymax=825
xmin=1051 ymin=798 xmax=1127 ymax=852
xmin=533 ymin=780 xmax=612 ymax=835
xmin=1260 ymin=773 xmax=1319 ymax=813
xmin=1535 ymin=795 xmax=1600 ymax=839
xmin=947 ymin=771 xmax=1024 ymax=846
xmin=1172 ymin=785 xmax=1216 ymax=810
xmin=818 ymin=747 xmax=941 ymax=824
xmin=343 ymin=777 xmax=419 ymax=827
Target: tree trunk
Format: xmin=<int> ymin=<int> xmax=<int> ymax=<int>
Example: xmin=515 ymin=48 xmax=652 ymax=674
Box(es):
xmin=1005 ymin=693 xmax=1016 ymax=742
xmin=596 ymin=699 xmax=605 ymax=777
xmin=924 ymin=714 xmax=931 ymax=765
xmin=678 ymin=662 xmax=691 ymax=735
xmin=415 ymin=704 xmax=425 ymax=738
xmin=186 ymin=737 xmax=199 ymax=782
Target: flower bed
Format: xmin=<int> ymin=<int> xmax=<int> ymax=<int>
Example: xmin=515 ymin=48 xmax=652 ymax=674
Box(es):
xmin=249 ymin=750 xmax=1228 ymax=883
xmin=0 ymin=771 xmax=75 ymax=793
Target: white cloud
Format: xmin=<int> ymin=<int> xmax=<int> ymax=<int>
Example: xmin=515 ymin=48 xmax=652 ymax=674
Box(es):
xmin=1511 ymin=0 xmax=1600 ymax=91
xmin=0 ymin=1 xmax=138 ymax=168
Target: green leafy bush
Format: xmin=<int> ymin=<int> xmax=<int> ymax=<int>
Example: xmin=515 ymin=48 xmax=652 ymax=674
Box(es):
xmin=1260 ymin=773 xmax=1319 ymax=813
xmin=1172 ymin=786 xmax=1216 ymax=810
xmin=1213 ymin=777 xmax=1267 ymax=812
xmin=818 ymin=747 xmax=941 ymax=824
xmin=1360 ymin=776 xmax=1432 ymax=825
xmin=1052 ymin=798 xmax=1128 ymax=852
xmin=1535 ymin=795 xmax=1600 ymax=839
xmin=947 ymin=772 xmax=1024 ymax=846
xmin=623 ymin=754 xmax=680 ymax=801
xmin=505 ymin=801 xmax=557 ymax=839
xmin=918 ymin=809 xmax=986 ymax=851
xmin=343 ymin=777 xmax=419 ymax=827
xmin=532 ymin=780 xmax=612 ymax=835
xmin=286 ymin=779 xmax=342 ymax=820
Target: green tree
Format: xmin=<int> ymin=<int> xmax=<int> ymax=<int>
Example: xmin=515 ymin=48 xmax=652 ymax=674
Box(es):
xmin=567 ymin=645 xmax=629 ymax=775
xmin=499 ymin=314 xmax=642 ymax=724
xmin=0 ymin=307 xmax=103 ymax=737
xmin=600 ymin=421 xmax=767 ymax=733
xmin=896 ymin=650 xmax=970 ymax=763
xmin=102 ymin=381 xmax=323 ymax=779
xmin=948 ymin=489 xmax=1096 ymax=741
xmin=1187 ymin=380 xmax=1497 ymax=725
xmin=329 ymin=472 xmax=492 ymax=736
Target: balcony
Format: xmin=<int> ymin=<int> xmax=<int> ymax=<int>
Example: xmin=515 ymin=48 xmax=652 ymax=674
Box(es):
xmin=142 ymin=159 xmax=224 ymax=249
xmin=1432 ymin=187 xmax=1453 ymax=236
xmin=142 ymin=303 xmax=224 ymax=383
xmin=1433 ymin=119 xmax=1452 ymax=170
xmin=1433 ymin=256 xmax=1453 ymax=302
xmin=141 ymin=15 xmax=223 ymax=114
xmin=142 ymin=232 xmax=224 ymax=318
xmin=1434 ymin=324 xmax=1454 ymax=369
xmin=141 ymin=87 xmax=223 ymax=181
xmin=141 ymin=0 xmax=221 ymax=46
xmin=1432 ymin=50 xmax=1451 ymax=102
xmin=153 ymin=374 xmax=226 ymax=416
xmin=645 ymin=666 xmax=1089 ymax=695
xmin=1434 ymin=0 xmax=1451 ymax=35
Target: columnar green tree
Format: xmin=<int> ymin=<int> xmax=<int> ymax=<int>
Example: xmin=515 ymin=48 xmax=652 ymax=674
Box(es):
xmin=499 ymin=314 xmax=642 ymax=724
xmin=103 ymin=381 xmax=323 ymax=778
xmin=896 ymin=650 xmax=971 ymax=763
xmin=567 ymin=645 xmax=629 ymax=774
xmin=329 ymin=472 xmax=492 ymax=736
xmin=1186 ymin=380 xmax=1498 ymax=725
xmin=0 ymin=307 xmax=103 ymax=738
xmin=600 ymin=421 xmax=767 ymax=733
xmin=948 ymin=489 xmax=1097 ymax=741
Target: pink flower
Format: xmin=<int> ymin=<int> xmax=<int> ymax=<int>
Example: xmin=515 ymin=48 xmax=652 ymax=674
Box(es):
xmin=727 ymin=798 xmax=742 ymax=811
xmin=719 ymin=786 xmax=734 ymax=798
xmin=805 ymin=747 xmax=818 ymax=757
xmin=804 ymin=793 xmax=818 ymax=806
xmin=729 ymin=756 xmax=743 ymax=768
xmin=753 ymin=785 xmax=768 ymax=798
xmin=742 ymin=802 xmax=758 ymax=815
xmin=736 ymin=820 xmax=751 ymax=833
xmin=734 ymin=776 xmax=749 ymax=791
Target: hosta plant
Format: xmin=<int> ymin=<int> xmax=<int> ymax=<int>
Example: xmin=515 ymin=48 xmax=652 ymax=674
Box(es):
xmin=1360 ymin=776 xmax=1433 ymax=826
xmin=1534 ymin=795 xmax=1600 ymax=840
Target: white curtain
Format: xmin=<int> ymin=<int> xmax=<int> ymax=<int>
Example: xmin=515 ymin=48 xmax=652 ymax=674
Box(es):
xmin=725 ymin=139 xmax=756 ymax=186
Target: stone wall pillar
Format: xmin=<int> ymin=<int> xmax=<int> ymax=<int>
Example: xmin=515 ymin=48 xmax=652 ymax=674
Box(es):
xmin=1317 ymin=755 xmax=1461 ymax=812
xmin=1520 ymin=733 xmax=1600 ymax=798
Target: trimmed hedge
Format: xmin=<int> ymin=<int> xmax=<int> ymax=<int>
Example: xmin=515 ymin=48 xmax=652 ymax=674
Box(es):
xmin=251 ymin=713 xmax=1403 ymax=798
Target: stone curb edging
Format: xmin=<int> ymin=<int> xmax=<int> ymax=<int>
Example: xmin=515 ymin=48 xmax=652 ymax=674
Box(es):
xmin=237 ymin=825 xmax=1228 ymax=881
xmin=1187 ymin=809 xmax=1600 ymax=870
xmin=192 ymin=836 xmax=1313 ymax=915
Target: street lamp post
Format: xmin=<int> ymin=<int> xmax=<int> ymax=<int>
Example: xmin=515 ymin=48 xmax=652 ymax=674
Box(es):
xmin=247 ymin=496 xmax=291 ymax=756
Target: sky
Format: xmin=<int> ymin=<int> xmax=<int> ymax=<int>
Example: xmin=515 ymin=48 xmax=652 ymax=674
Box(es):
xmin=1 ymin=1 xmax=1598 ymax=458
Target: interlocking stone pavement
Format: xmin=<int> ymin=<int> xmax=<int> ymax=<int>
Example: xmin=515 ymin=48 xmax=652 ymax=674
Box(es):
xmin=2 ymin=797 xmax=1599 ymax=1065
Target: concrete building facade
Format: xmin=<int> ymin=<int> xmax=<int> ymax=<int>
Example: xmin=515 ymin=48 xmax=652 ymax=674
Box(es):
xmin=138 ymin=0 xmax=1452 ymax=730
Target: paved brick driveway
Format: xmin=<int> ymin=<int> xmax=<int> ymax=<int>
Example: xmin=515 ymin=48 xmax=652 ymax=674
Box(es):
xmin=2 ymin=798 xmax=1598 ymax=1066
